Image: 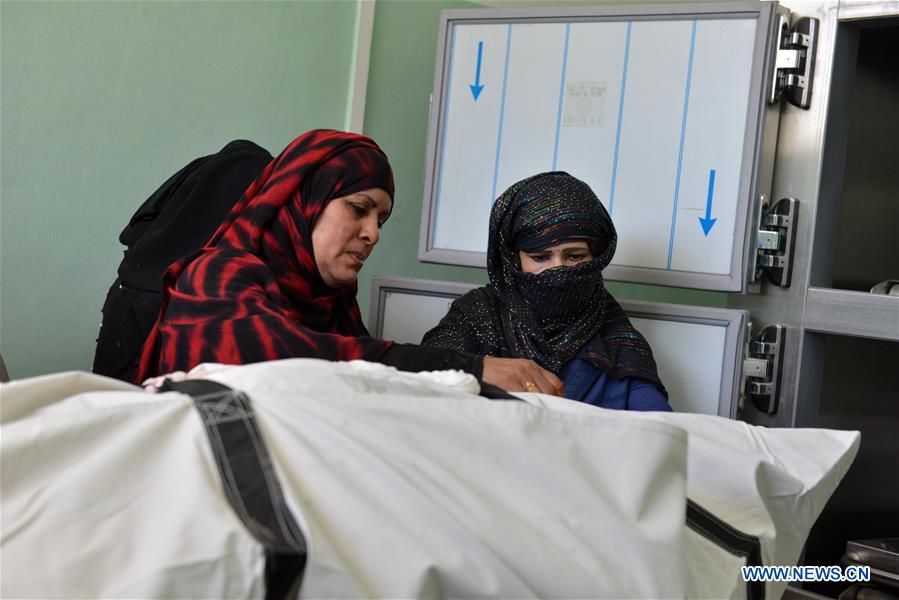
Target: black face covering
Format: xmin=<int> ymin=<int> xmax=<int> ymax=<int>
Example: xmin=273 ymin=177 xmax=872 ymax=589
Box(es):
xmin=512 ymin=257 xmax=601 ymax=323
xmin=508 ymin=260 xmax=606 ymax=373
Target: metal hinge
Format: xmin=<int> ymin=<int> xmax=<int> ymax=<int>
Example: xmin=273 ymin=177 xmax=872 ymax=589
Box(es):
xmin=750 ymin=197 xmax=799 ymax=287
xmin=769 ymin=15 xmax=818 ymax=109
xmin=740 ymin=324 xmax=786 ymax=415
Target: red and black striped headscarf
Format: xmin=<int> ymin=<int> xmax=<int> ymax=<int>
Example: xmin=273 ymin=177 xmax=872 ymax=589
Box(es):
xmin=135 ymin=129 xmax=395 ymax=382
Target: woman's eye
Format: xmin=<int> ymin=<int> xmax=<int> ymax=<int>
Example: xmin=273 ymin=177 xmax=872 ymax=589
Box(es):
xmin=530 ymin=255 xmax=549 ymax=262
xmin=568 ymin=254 xmax=585 ymax=261
xmin=349 ymin=203 xmax=365 ymax=216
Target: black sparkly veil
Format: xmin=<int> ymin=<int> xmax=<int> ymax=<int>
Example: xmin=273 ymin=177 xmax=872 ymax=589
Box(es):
xmin=423 ymin=172 xmax=664 ymax=388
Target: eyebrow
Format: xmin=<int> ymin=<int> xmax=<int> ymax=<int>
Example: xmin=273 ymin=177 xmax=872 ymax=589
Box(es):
xmin=525 ymin=246 xmax=588 ymax=255
xmin=355 ymin=192 xmax=376 ymax=206
xmin=356 ymin=192 xmax=392 ymax=218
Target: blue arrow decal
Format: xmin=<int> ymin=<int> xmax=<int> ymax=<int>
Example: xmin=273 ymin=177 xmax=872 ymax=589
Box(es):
xmin=699 ymin=169 xmax=717 ymax=236
xmin=469 ymin=41 xmax=484 ymax=101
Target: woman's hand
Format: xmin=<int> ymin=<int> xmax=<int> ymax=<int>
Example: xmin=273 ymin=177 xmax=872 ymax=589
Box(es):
xmin=482 ymin=357 xmax=565 ymax=396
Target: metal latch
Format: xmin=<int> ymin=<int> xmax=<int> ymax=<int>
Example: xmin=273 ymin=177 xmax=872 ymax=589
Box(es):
xmin=741 ymin=324 xmax=786 ymax=415
xmin=769 ymin=15 xmax=818 ymax=109
xmin=750 ymin=197 xmax=799 ymax=287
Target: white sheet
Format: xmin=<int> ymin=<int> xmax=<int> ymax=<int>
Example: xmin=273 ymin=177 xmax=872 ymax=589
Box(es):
xmin=0 ymin=359 xmax=859 ymax=599
xmin=1 ymin=372 xmax=265 ymax=598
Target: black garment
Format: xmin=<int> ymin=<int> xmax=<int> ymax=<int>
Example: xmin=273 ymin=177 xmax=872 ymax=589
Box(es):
xmin=423 ymin=286 xmax=662 ymax=387
xmin=93 ymin=140 xmax=273 ymax=381
xmin=380 ymin=343 xmax=507 ymax=397
xmin=380 ymin=343 xmax=483 ymax=379
xmin=423 ymin=171 xmax=664 ymax=389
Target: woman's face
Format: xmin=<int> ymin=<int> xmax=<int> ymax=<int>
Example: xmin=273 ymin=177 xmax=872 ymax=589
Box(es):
xmin=518 ymin=240 xmax=594 ymax=274
xmin=311 ymin=188 xmax=392 ymax=288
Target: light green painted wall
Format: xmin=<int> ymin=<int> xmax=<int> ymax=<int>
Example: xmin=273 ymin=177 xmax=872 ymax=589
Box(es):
xmin=1 ymin=0 xmax=358 ymax=378
xmin=357 ymin=0 xmax=728 ymax=326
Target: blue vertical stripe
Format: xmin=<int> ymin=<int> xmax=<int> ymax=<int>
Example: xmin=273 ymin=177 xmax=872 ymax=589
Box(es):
xmin=491 ymin=24 xmax=513 ymax=202
xmin=433 ymin=25 xmax=458 ymax=241
xmin=667 ymin=20 xmax=697 ymax=270
xmin=608 ymin=21 xmax=632 ymax=216
xmin=552 ymin=23 xmax=571 ymax=170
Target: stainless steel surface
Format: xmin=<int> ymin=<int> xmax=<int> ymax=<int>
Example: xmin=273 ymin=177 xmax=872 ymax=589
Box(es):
xmin=781 ymin=585 xmax=834 ymax=600
xmin=791 ymin=7 xmax=862 ymax=430
xmin=743 ymin=356 xmax=768 ymax=378
xmin=805 ymin=288 xmax=899 ymax=341
xmin=799 ymin=13 xmax=898 ymax=422
xmin=846 ymin=539 xmax=899 ymax=574
xmin=730 ymin=1 xmax=842 ymax=428
xmin=837 ymin=0 xmax=899 ymax=21
xmin=770 ymin=15 xmax=818 ymax=108
xmin=441 ymin=2 xmax=771 ymax=21
xmin=745 ymin=324 xmax=786 ymax=414
xmin=843 ymin=538 xmax=899 ymax=590
xmin=776 ymin=47 xmax=801 ymax=69
xmin=771 ymin=14 xmax=792 ymax=103
xmin=801 ymin=334 xmax=899 ymax=598
xmin=755 ymin=197 xmax=800 ymax=287
xmin=788 ymin=17 xmax=818 ymax=108
xmin=749 ymin=193 xmax=769 ymax=284
xmin=826 ymin=23 xmax=899 ymax=294
xmin=759 ymin=255 xmax=786 ymax=267
xmin=758 ymin=229 xmax=781 ymax=250
xmin=870 ymin=280 xmax=899 ymax=296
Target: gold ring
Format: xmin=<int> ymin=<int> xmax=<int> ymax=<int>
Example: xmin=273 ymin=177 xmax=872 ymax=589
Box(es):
xmin=524 ymin=381 xmax=539 ymax=393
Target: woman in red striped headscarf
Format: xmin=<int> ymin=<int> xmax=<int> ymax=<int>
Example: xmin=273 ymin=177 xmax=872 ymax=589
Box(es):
xmin=135 ymin=129 xmax=562 ymax=396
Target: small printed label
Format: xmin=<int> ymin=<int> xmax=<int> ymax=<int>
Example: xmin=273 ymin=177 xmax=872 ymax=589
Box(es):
xmin=742 ymin=565 xmax=871 ymax=583
xmin=563 ymin=81 xmax=606 ymax=128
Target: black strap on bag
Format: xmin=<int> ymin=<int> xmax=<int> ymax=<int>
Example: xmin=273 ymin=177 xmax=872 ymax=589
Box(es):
xmin=160 ymin=379 xmax=306 ymax=599
xmin=93 ymin=141 xmax=273 ymax=382
xmin=686 ymin=499 xmax=765 ymax=600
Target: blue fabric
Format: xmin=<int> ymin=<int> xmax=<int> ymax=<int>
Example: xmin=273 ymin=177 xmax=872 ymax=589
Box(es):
xmin=560 ymin=358 xmax=672 ymax=412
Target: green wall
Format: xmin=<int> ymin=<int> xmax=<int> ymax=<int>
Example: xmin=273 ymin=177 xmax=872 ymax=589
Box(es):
xmin=1 ymin=0 xmax=359 ymax=378
xmin=357 ymin=0 xmax=727 ymax=324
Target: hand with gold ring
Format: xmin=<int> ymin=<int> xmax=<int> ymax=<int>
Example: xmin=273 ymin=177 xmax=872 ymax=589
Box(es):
xmin=481 ymin=357 xmax=565 ymax=396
